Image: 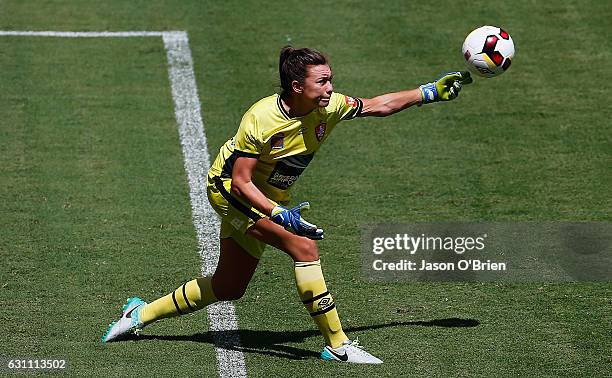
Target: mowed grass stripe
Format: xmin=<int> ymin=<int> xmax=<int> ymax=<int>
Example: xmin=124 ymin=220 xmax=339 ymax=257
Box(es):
xmin=0 ymin=37 xmax=220 ymax=375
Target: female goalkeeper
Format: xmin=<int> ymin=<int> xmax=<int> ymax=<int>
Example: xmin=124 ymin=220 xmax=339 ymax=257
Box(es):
xmin=103 ymin=46 xmax=471 ymax=364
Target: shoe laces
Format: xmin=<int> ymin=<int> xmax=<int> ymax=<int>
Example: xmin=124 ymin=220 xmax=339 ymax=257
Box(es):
xmin=338 ymin=337 xmax=381 ymax=363
xmin=343 ymin=337 xmax=365 ymax=351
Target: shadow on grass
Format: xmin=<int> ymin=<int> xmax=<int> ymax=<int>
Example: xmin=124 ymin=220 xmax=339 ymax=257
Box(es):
xmin=133 ymin=318 xmax=479 ymax=360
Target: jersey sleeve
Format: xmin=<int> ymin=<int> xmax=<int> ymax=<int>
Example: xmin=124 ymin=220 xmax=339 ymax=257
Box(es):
xmin=328 ymin=92 xmax=363 ymax=122
xmin=233 ymin=112 xmax=263 ymax=157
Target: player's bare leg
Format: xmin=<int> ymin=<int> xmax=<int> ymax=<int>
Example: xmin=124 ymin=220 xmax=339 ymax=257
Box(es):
xmin=211 ymin=237 xmax=260 ymax=301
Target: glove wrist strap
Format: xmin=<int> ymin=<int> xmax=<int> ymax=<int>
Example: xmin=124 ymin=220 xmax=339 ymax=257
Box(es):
xmin=271 ymin=205 xmax=283 ymax=217
xmin=419 ymin=82 xmax=438 ymax=104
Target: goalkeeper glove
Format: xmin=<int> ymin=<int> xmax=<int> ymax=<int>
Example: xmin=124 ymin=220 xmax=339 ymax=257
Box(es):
xmin=419 ymin=71 xmax=473 ymax=104
xmin=271 ymin=202 xmax=324 ymax=240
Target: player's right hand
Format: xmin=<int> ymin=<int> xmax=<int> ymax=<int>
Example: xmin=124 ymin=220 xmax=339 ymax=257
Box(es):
xmin=271 ymin=202 xmax=324 ymax=240
xmin=420 ymin=71 xmax=473 ymax=103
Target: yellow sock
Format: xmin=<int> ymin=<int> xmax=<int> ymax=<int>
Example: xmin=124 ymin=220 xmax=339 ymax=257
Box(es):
xmin=294 ymin=260 xmax=348 ymax=348
xmin=139 ymin=277 xmax=217 ymax=326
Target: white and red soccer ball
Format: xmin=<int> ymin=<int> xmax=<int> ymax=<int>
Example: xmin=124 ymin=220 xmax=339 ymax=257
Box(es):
xmin=462 ymin=26 xmax=515 ymax=78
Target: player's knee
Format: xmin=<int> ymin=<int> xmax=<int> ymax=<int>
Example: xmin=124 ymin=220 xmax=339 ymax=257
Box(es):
xmin=223 ymin=290 xmax=246 ymax=301
xmin=292 ymin=239 xmax=319 ymax=262
xmin=214 ymin=285 xmax=247 ymax=301
xmin=211 ymin=277 xmax=248 ymax=301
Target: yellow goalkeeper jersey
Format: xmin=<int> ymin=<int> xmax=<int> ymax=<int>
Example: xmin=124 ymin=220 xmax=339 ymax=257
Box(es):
xmin=208 ymin=92 xmax=363 ymax=203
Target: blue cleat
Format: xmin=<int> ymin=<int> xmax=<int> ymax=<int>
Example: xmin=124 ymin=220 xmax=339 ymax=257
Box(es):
xmin=102 ymin=297 xmax=146 ymax=343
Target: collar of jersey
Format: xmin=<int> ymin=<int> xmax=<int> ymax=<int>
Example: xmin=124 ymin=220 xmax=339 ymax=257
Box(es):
xmin=277 ymin=94 xmax=316 ymax=120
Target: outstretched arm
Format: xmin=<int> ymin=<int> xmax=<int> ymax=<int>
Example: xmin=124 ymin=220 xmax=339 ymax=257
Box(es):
xmin=358 ymin=71 xmax=473 ymax=117
xmin=359 ymin=88 xmax=422 ymax=117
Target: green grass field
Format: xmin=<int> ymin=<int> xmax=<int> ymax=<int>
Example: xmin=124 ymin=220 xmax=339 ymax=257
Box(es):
xmin=1 ymin=1 xmax=611 ymax=376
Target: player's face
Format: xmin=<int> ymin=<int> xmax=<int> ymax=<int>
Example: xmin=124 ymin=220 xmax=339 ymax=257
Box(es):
xmin=301 ymin=64 xmax=333 ymax=108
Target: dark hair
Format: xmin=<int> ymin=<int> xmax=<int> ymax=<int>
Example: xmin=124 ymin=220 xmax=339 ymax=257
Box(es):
xmin=279 ymin=46 xmax=328 ymax=98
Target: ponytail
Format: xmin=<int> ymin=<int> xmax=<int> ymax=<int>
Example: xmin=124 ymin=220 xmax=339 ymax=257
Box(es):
xmin=279 ymin=46 xmax=328 ymax=98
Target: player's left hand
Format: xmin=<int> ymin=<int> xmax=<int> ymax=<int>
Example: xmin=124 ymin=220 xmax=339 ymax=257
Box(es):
xmin=271 ymin=202 xmax=324 ymax=240
xmin=420 ymin=71 xmax=473 ymax=104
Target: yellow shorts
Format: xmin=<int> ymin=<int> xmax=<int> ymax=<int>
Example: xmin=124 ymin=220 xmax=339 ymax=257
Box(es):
xmin=207 ymin=176 xmax=270 ymax=259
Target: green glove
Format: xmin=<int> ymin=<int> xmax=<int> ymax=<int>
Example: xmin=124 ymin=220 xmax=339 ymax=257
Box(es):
xmin=420 ymin=71 xmax=473 ymax=104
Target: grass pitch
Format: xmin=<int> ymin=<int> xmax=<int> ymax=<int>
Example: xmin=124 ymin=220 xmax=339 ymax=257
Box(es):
xmin=1 ymin=1 xmax=610 ymax=376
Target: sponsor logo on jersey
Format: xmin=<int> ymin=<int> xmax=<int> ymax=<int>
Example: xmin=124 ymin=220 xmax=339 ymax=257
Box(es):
xmin=345 ymin=95 xmax=358 ymax=108
xmin=268 ymin=171 xmax=299 ymax=189
xmin=267 ymin=154 xmax=314 ymax=190
xmin=315 ymin=122 xmax=326 ymax=142
xmin=270 ymin=132 xmax=284 ymax=150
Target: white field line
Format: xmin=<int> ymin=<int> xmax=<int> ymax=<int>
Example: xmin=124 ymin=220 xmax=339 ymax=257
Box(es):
xmin=162 ymin=32 xmax=248 ymax=378
xmin=0 ymin=30 xmax=247 ymax=378
xmin=0 ymin=30 xmax=168 ymax=37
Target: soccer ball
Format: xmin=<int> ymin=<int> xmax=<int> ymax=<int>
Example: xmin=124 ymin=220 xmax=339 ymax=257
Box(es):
xmin=462 ymin=26 xmax=514 ymax=78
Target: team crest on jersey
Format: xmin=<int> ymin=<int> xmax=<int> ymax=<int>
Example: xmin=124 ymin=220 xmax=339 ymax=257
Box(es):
xmin=345 ymin=95 xmax=358 ymax=108
xmin=270 ymin=132 xmax=284 ymax=150
xmin=315 ymin=122 xmax=326 ymax=142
